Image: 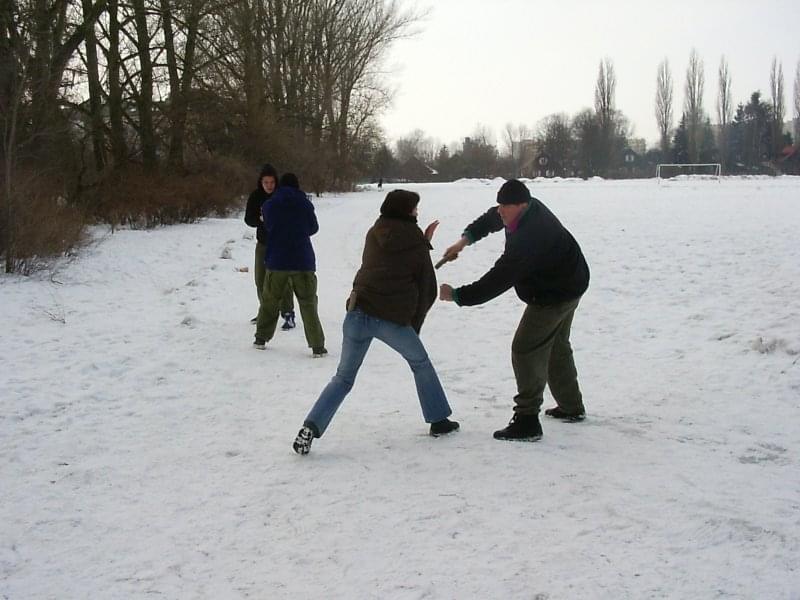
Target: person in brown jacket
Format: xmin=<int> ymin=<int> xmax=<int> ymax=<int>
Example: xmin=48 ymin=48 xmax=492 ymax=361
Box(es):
xmin=292 ymin=190 xmax=459 ymax=454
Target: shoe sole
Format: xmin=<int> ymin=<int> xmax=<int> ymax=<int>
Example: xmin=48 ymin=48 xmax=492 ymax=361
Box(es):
xmin=493 ymin=434 xmax=543 ymax=442
xmin=293 ymin=443 xmax=311 ymax=455
xmin=544 ymin=411 xmax=585 ymax=422
xmin=430 ymin=427 xmax=459 ymax=438
xmin=253 ymin=344 xmax=266 ymax=350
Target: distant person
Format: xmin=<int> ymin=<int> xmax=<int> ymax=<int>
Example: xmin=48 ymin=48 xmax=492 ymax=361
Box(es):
xmin=253 ymin=173 xmax=326 ymax=356
xmin=438 ymin=179 xmax=589 ymax=442
xmin=378 ymin=177 xmax=383 ymax=190
xmin=243 ymin=164 xmax=296 ymax=330
xmin=292 ymin=190 xmax=459 ymax=454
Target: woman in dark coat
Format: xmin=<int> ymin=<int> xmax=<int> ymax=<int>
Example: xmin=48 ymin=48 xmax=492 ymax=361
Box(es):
xmin=292 ymin=190 xmax=459 ymax=454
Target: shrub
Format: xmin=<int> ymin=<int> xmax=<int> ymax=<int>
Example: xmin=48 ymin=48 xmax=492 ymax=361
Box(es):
xmin=1 ymin=171 xmax=88 ymax=274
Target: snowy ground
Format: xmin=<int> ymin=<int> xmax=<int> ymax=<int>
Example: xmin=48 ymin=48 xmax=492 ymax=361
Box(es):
xmin=2 ymin=177 xmax=799 ymax=599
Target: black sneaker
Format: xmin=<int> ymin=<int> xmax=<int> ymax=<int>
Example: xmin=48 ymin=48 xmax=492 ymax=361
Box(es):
xmin=292 ymin=425 xmax=315 ymax=455
xmin=544 ymin=406 xmax=586 ymax=422
xmin=430 ymin=418 xmax=460 ymax=437
xmin=312 ymin=347 xmax=328 ymax=358
xmin=253 ymin=336 xmax=266 ymax=349
xmin=493 ymin=414 xmax=543 ymax=442
xmin=281 ymin=311 xmax=296 ymax=331
xmin=250 ymin=316 xmax=258 ymax=324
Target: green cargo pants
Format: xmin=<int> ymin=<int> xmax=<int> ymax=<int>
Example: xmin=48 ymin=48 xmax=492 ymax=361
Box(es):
xmin=254 ymin=242 xmax=294 ymax=313
xmin=510 ymin=297 xmax=584 ymax=416
xmin=255 ymin=270 xmax=325 ymax=349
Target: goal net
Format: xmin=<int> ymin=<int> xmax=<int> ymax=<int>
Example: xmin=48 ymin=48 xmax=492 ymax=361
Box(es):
xmin=656 ymin=163 xmax=721 ymax=181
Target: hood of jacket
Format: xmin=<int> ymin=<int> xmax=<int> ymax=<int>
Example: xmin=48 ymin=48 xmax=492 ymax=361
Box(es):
xmin=370 ymin=215 xmax=428 ymax=253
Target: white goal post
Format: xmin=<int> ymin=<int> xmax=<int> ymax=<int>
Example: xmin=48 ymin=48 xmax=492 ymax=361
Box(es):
xmin=656 ymin=163 xmax=722 ymax=182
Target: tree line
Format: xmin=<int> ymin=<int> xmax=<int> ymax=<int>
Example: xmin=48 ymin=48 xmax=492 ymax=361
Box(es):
xmin=382 ymin=50 xmax=800 ymax=183
xmin=1 ymin=0 xmax=416 ymax=272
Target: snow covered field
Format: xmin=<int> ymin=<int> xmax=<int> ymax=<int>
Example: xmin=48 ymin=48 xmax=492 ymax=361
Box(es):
xmin=2 ymin=177 xmax=799 ymax=599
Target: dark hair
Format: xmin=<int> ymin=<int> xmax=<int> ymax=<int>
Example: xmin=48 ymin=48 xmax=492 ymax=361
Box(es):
xmin=380 ymin=189 xmax=420 ymax=218
xmin=280 ymin=173 xmax=300 ymax=189
xmin=259 ymin=163 xmax=278 ymax=180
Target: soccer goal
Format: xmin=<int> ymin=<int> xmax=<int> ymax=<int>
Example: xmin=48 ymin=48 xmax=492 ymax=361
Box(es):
xmin=656 ymin=163 xmax=721 ymax=182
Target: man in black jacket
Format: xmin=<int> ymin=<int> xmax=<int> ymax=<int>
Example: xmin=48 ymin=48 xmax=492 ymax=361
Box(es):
xmin=439 ymin=179 xmax=589 ymax=441
xmin=243 ymin=164 xmax=296 ymax=330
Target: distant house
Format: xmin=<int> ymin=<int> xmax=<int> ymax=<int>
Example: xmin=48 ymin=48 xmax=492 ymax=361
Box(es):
xmin=399 ymin=156 xmax=437 ymax=182
xmin=534 ymin=152 xmax=559 ymax=178
xmin=778 ymin=145 xmax=800 ymax=175
xmin=621 ymin=148 xmax=639 ymax=177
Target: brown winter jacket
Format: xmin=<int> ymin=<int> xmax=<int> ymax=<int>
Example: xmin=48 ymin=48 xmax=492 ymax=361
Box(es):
xmin=350 ymin=215 xmax=437 ymax=333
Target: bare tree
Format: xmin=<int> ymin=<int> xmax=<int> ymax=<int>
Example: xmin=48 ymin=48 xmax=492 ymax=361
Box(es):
xmin=395 ymin=129 xmax=435 ymax=164
xmin=160 ymin=0 xmax=207 ymax=169
xmin=105 ymin=0 xmax=127 ymax=167
xmin=795 ymin=59 xmax=800 ymax=144
xmin=81 ymin=0 xmax=106 ymax=171
xmin=595 ymin=57 xmax=616 ymax=130
xmin=769 ymin=56 xmax=785 ymax=157
xmin=716 ymin=56 xmax=732 ymax=172
xmin=684 ymin=48 xmax=705 ymax=163
xmin=536 ymin=113 xmax=573 ymax=175
xmin=504 ymin=122 xmax=532 ymax=177
xmin=594 ymin=57 xmax=616 ymax=175
xmin=655 ymin=58 xmax=673 ymax=156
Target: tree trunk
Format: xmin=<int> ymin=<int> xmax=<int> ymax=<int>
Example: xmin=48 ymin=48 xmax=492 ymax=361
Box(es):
xmin=107 ymin=0 xmax=126 ymax=166
xmin=132 ymin=0 xmax=157 ymax=169
xmin=82 ymin=0 xmax=106 ymax=171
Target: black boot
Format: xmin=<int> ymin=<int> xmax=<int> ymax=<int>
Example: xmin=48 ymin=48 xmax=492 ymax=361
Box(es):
xmin=493 ymin=413 xmax=543 ymax=442
xmin=293 ymin=422 xmax=319 ymax=455
xmin=430 ymin=418 xmax=460 ymax=437
xmin=544 ymin=406 xmax=586 ymax=422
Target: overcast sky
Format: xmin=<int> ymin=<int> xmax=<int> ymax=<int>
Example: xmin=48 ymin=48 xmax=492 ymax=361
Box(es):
xmin=379 ymin=0 xmax=800 ymax=150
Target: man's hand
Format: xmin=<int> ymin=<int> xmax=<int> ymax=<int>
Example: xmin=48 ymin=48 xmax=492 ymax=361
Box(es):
xmin=424 ymin=220 xmax=439 ymax=242
xmin=435 ymin=236 xmax=469 ymax=269
xmin=439 ymin=283 xmax=454 ymax=302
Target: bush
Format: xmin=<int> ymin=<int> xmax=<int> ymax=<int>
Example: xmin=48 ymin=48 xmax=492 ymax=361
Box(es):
xmin=88 ymin=157 xmax=250 ymax=229
xmin=1 ymin=172 xmax=88 ymax=274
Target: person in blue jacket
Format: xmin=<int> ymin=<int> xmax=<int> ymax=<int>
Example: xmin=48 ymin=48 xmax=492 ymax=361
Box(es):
xmin=253 ymin=173 xmax=326 ymax=357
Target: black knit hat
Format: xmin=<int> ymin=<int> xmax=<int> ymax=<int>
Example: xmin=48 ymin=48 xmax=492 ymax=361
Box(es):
xmin=280 ymin=172 xmax=300 ymax=189
xmin=380 ymin=189 xmax=420 ymax=218
xmin=259 ymin=163 xmax=278 ymax=180
xmin=497 ymin=179 xmax=531 ymax=205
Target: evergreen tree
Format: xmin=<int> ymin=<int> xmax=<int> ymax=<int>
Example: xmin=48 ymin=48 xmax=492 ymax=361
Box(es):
xmin=672 ymin=114 xmax=690 ymax=163
xmin=729 ymin=92 xmax=773 ymax=171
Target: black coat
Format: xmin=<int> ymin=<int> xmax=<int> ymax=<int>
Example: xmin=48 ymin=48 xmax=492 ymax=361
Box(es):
xmin=352 ymin=215 xmax=437 ymax=333
xmin=455 ymin=199 xmax=589 ymax=307
xmin=244 ymin=185 xmax=271 ymax=243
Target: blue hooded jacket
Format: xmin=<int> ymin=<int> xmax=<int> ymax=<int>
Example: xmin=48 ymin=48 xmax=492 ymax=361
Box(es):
xmin=262 ymin=186 xmax=319 ymax=271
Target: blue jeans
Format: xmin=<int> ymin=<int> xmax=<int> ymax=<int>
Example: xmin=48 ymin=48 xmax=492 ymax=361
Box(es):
xmin=305 ymin=310 xmax=452 ymax=436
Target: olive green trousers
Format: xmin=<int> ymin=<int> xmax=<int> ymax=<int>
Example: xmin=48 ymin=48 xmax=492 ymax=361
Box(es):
xmin=255 ymin=270 xmax=325 ymax=349
xmin=510 ymin=297 xmax=584 ymax=415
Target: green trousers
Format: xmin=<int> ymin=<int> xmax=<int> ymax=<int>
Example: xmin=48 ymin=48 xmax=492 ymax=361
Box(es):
xmin=254 ymin=242 xmax=294 ymax=313
xmin=510 ymin=297 xmax=584 ymax=416
xmin=255 ymin=270 xmax=325 ymax=349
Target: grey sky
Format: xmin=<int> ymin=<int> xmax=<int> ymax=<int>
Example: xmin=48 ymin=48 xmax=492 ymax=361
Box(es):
xmin=380 ymin=0 xmax=800 ymax=149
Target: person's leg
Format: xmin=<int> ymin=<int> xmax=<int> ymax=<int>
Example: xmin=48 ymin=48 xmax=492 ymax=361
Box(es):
xmin=254 ymin=241 xmax=266 ymax=303
xmin=510 ymin=300 xmax=578 ymax=415
xmin=304 ymin=311 xmax=372 ymax=436
xmin=546 ymin=300 xmax=584 ymax=414
xmin=374 ymin=318 xmax=451 ymax=423
xmin=255 ymin=270 xmax=289 ymax=342
xmin=290 ymin=271 xmax=325 ymax=349
xmin=280 ymin=278 xmax=295 ymax=315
